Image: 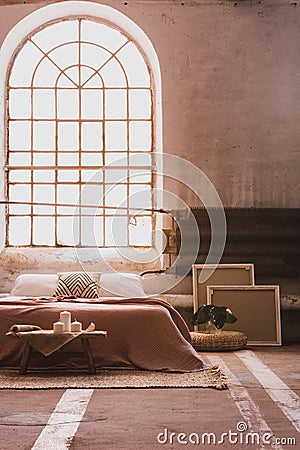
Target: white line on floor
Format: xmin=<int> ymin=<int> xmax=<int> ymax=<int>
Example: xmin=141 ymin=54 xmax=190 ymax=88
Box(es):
xmin=31 ymin=388 xmax=94 ymax=450
xmin=236 ymin=350 xmax=300 ymax=433
xmin=207 ymin=355 xmax=283 ymax=450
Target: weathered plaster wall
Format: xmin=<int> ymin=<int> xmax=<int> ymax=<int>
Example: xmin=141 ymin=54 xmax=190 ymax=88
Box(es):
xmin=0 ymin=0 xmax=299 ymax=291
xmin=0 ymin=0 xmax=299 ymax=208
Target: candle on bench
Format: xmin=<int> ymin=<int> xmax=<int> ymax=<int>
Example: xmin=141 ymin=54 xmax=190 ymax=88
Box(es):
xmin=60 ymin=311 xmax=71 ymax=332
xmin=53 ymin=321 xmax=64 ymax=333
xmin=71 ymin=319 xmax=82 ymax=332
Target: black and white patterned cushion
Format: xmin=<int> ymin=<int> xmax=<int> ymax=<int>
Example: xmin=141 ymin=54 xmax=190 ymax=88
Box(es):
xmin=53 ymin=272 xmax=99 ymax=298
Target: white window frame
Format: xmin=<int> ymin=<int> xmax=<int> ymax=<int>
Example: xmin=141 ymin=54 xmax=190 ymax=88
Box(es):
xmin=0 ymin=1 xmax=163 ymax=254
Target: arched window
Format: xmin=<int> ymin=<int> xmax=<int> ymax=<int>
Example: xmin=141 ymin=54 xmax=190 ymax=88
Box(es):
xmin=4 ymin=9 xmax=160 ymax=248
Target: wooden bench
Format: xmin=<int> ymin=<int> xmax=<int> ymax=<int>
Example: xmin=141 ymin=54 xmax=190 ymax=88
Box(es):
xmin=16 ymin=331 xmax=107 ymax=375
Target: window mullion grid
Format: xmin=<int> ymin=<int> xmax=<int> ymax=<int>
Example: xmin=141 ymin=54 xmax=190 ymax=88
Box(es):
xmin=150 ymin=86 xmax=155 ymax=247
xmin=5 ymin=88 xmax=10 ymax=247
xmin=126 ymin=83 xmax=130 ymax=247
xmin=54 ymin=84 xmax=59 ymax=246
xmin=30 ymin=82 xmax=34 ymax=246
xmin=78 ymin=19 xmax=82 ymax=248
xmin=102 ymin=84 xmax=106 ymax=247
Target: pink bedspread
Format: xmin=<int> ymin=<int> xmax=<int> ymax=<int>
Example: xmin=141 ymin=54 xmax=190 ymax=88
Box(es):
xmin=0 ymin=296 xmax=206 ymax=372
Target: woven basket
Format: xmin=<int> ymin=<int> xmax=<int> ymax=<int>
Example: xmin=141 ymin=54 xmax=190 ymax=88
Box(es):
xmin=190 ymin=330 xmax=247 ymax=351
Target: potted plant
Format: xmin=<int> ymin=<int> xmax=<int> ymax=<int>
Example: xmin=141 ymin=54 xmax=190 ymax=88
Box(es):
xmin=192 ymin=304 xmax=237 ymax=334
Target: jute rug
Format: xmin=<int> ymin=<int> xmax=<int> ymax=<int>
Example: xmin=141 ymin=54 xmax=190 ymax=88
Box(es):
xmin=0 ymin=365 xmax=227 ymax=390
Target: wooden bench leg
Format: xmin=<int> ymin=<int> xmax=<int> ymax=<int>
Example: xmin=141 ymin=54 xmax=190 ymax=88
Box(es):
xmin=19 ymin=343 xmax=32 ymax=375
xmin=81 ymin=338 xmax=96 ymax=374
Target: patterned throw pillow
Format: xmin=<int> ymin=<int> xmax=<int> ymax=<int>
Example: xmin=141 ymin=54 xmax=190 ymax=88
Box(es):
xmin=53 ymin=272 xmax=100 ymax=299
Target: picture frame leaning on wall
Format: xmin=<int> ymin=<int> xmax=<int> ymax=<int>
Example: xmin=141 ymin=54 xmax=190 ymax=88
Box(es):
xmin=192 ymin=264 xmax=255 ymax=331
xmin=207 ymin=285 xmax=281 ymax=346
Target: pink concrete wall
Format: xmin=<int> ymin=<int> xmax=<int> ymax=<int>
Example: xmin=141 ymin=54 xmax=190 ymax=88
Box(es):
xmin=0 ymin=0 xmax=299 ymax=210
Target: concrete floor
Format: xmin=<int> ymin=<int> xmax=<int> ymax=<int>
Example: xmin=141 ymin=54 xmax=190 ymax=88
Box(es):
xmin=0 ymin=345 xmax=299 ymax=450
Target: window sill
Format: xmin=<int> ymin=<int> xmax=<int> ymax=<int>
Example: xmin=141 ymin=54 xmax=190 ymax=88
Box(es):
xmin=0 ymin=246 xmax=161 ymax=292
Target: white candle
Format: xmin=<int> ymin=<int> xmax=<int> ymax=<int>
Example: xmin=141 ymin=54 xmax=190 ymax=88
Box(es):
xmin=71 ymin=319 xmax=82 ymax=332
xmin=53 ymin=321 xmax=64 ymax=334
xmin=60 ymin=311 xmax=71 ymax=332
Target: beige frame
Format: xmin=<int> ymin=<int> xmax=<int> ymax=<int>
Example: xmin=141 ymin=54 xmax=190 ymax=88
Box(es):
xmin=207 ymin=285 xmax=281 ymax=345
xmin=192 ymin=264 xmax=255 ymax=313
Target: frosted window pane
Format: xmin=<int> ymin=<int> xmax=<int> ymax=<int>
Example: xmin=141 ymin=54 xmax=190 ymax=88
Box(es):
xmin=81 ymin=123 xmax=103 ymax=151
xmin=105 ymin=122 xmax=127 ymax=150
xmin=100 ymin=59 xmax=126 ymax=88
xmin=129 ymin=216 xmax=152 ymax=246
xmin=33 ymin=58 xmax=61 ymax=87
xmin=83 ymin=74 xmax=103 ymax=88
xmin=9 ymin=217 xmax=31 ymax=245
xmin=129 ymin=170 xmax=152 ymax=183
xmin=33 ymin=170 xmax=55 ymax=182
xmin=57 ymin=90 xmax=79 ymax=119
xmin=58 ymin=123 xmax=79 ymax=150
xmin=81 ymin=152 xmax=103 ymax=166
xmin=81 ymin=170 xmax=103 ymax=183
xmin=80 ymin=67 xmax=102 ymax=87
xmin=80 ymin=217 xmax=96 ymax=246
xmin=129 ymin=90 xmax=151 ymax=119
xmin=81 ymin=21 xmax=127 ymax=53
xmin=9 ymin=184 xmax=30 ymax=202
xmin=105 ymin=90 xmax=127 ymax=119
xmin=9 ymin=42 xmax=42 ymax=87
xmin=80 ymin=43 xmax=110 ymax=73
xmin=33 ymin=184 xmax=55 ymax=203
xmin=57 ymin=217 xmax=79 ymax=246
xmin=9 ymin=170 xmax=31 ymax=182
xmin=80 ymin=184 xmax=103 ymax=215
xmin=9 ymin=184 xmax=31 ymax=216
xmin=129 ymin=121 xmax=151 ymax=151
xmin=93 ymin=216 xmax=104 ymax=246
xmin=33 ymin=185 xmax=55 ymax=214
xmin=129 ymin=153 xmax=152 ymax=167
xmin=33 ymin=90 xmax=55 ymax=119
xmin=58 ymin=170 xmax=79 ymax=182
xmin=9 ymin=122 xmax=31 ymax=150
xmin=33 ymin=153 xmax=55 ymax=166
xmin=33 ymin=122 xmax=55 ymax=150
xmin=57 ymin=185 xmax=79 ymax=214
xmin=33 ymin=217 xmax=55 ymax=246
xmin=117 ymin=43 xmax=150 ymax=87
xmin=105 ymin=184 xmax=127 ymax=208
xmin=105 ymin=216 xmax=128 ymax=246
xmin=9 ymin=90 xmax=31 ymax=119
xmin=129 ymin=185 xmax=152 ymax=209
xmin=9 ymin=203 xmax=31 ymax=215
xmin=32 ymin=20 xmax=78 ymax=52
xmin=105 ymin=152 xmax=127 ymax=166
xmin=105 ymin=170 xmax=127 ymax=183
xmin=81 ymin=91 xmax=103 ymax=119
xmin=58 ymin=153 xmax=79 ymax=166
xmin=9 ymin=152 xmax=31 ymax=166
xmin=57 ymin=71 xmax=78 ymax=87
xmin=49 ymin=43 xmax=78 ymax=71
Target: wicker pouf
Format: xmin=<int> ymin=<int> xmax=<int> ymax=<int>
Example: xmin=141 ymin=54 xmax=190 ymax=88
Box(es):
xmin=190 ymin=330 xmax=248 ymax=351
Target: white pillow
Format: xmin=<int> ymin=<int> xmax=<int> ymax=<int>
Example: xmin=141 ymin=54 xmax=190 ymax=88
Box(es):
xmin=98 ymin=273 xmax=146 ymax=298
xmin=10 ymin=273 xmax=58 ymax=297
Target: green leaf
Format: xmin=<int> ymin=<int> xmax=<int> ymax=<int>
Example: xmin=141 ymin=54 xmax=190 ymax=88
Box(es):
xmin=192 ymin=304 xmax=210 ymax=325
xmin=225 ymin=308 xmax=238 ymax=324
xmin=212 ymin=306 xmax=227 ymax=329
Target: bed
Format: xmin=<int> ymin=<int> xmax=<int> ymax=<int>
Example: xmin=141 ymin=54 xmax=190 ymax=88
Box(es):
xmin=0 ymin=272 xmax=206 ymax=373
